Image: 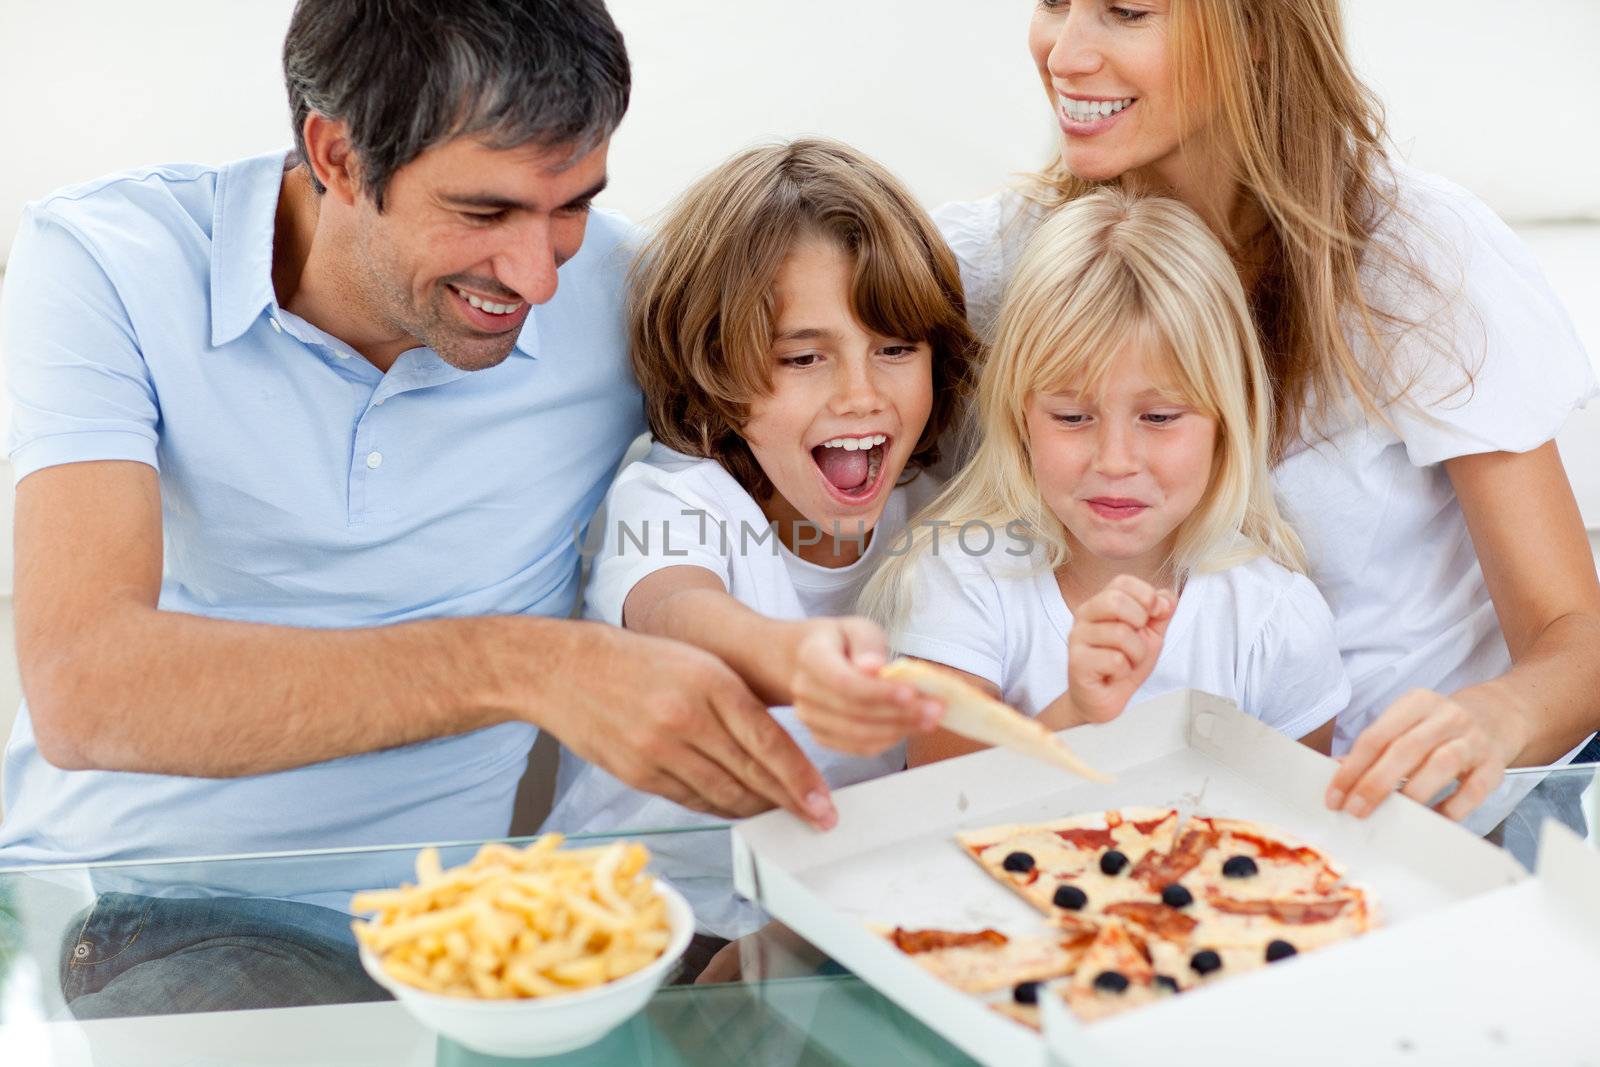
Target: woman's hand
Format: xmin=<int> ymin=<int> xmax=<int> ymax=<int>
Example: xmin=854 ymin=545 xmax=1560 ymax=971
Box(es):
xmin=1324 ymin=686 xmax=1527 ymax=821
xmin=1066 ymin=575 xmax=1176 ymax=726
xmin=790 ymin=617 xmax=942 ymax=756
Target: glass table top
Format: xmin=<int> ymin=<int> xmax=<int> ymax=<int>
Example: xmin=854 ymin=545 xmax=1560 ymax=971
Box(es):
xmin=0 ymin=825 xmax=981 ymax=1066
xmin=2 ymin=766 xmax=1596 ymax=1066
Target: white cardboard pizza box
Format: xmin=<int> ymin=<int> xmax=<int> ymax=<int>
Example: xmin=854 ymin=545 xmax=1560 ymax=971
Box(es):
xmin=730 ymin=689 xmax=1527 ymax=1067
xmin=1042 ymin=819 xmax=1600 ymax=1066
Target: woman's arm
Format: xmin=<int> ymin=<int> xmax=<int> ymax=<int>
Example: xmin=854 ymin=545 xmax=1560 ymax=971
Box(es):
xmin=1328 ymin=442 xmax=1600 ymax=820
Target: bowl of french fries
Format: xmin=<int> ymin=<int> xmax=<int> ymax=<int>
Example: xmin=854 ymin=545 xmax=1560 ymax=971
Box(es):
xmin=352 ymin=833 xmax=692 ymax=1058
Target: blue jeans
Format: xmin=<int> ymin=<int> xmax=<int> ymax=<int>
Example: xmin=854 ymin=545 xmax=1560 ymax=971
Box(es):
xmin=60 ymin=892 xmax=389 ymax=1019
xmin=1490 ymin=732 xmax=1600 ymax=869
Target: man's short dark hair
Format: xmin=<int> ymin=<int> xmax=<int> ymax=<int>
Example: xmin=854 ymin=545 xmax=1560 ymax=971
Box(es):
xmin=283 ymin=0 xmax=630 ymax=209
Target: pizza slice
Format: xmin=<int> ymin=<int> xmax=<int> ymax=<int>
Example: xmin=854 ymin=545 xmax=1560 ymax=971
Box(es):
xmin=885 ymin=925 xmax=1097 ymax=995
xmin=1059 ymin=919 xmax=1175 ymax=1023
xmin=956 ymin=808 xmax=1180 ymax=918
xmin=1188 ymin=818 xmax=1347 ymax=901
xmin=880 ymin=658 xmax=1111 ymax=782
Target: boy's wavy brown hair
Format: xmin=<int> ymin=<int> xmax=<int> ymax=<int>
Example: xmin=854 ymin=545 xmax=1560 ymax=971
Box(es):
xmin=629 ymin=138 xmax=980 ymax=499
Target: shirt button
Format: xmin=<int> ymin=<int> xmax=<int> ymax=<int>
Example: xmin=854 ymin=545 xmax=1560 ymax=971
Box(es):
xmin=366 ymin=451 xmax=383 ymax=469
xmin=73 ymin=941 xmax=92 ymax=961
xmin=373 ymin=396 xmax=386 ymax=406
xmin=334 ymin=351 xmax=351 ymax=360
xmin=270 ymin=318 xmax=283 ymax=333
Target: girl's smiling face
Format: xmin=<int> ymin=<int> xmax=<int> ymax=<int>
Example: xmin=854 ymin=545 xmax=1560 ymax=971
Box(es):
xmin=1025 ymin=335 xmax=1217 ymax=577
xmin=743 ymin=235 xmax=934 ymax=566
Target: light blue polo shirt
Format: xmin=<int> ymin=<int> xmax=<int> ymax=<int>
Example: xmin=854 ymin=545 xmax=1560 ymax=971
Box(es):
xmin=0 ymin=150 xmax=646 ymax=867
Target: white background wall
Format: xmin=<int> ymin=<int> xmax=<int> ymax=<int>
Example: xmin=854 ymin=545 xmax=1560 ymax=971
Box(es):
xmin=2 ymin=1 xmax=1597 ymax=252
xmin=0 ymin=1 xmax=1597 ymax=803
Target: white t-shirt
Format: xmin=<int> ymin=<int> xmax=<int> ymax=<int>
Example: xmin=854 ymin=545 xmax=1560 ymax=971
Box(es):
xmin=933 ymin=164 xmax=1597 ymax=830
xmin=545 ymin=441 xmax=940 ymax=937
xmin=892 ymin=543 xmax=1349 ymax=741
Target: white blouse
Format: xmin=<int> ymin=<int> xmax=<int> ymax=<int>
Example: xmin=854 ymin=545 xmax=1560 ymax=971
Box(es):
xmin=891 ymin=541 xmax=1349 ymax=743
xmin=934 ymin=164 xmax=1597 ymax=830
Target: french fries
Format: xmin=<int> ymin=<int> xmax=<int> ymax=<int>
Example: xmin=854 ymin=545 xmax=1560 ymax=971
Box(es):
xmin=351 ymin=834 xmax=673 ymax=999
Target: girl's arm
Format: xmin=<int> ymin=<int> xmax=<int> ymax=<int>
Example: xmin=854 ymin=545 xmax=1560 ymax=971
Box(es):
xmin=624 ymin=566 xmax=935 ymax=755
xmin=1299 ymin=720 xmax=1336 ymax=756
xmin=1328 ymin=442 xmax=1600 ymax=821
xmin=906 ymin=662 xmax=1006 ymax=766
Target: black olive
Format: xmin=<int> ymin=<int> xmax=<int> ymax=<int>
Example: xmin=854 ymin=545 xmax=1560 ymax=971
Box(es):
xmin=1099 ymin=849 xmax=1130 ymax=875
xmin=1002 ymin=851 xmax=1035 ymax=873
xmin=1161 ymin=883 xmax=1194 ymax=908
xmin=1155 ymin=975 xmax=1180 ymax=993
xmin=1189 ymin=949 xmax=1223 ymax=976
xmin=1013 ymin=980 xmax=1041 ymax=1005
xmin=1222 ymin=855 xmax=1259 ymax=878
xmin=1053 ymin=884 xmax=1088 ymax=910
xmin=1266 ymin=940 xmax=1298 ymax=962
xmin=1093 ymin=970 xmax=1130 ymax=994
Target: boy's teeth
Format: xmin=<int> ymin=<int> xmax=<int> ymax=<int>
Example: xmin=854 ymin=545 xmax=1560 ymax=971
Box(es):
xmin=453 ymin=286 xmax=523 ymax=316
xmin=1062 ymin=97 xmax=1134 ymax=122
xmin=819 ymin=434 xmax=887 ymax=451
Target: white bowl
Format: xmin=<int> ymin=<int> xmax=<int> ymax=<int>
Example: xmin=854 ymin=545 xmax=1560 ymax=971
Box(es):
xmin=359 ymin=877 xmax=694 ymax=1058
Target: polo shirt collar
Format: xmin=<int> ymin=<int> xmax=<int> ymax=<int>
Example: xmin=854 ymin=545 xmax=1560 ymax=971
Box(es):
xmin=209 ymin=149 xmax=540 ymax=360
xmin=210 ymin=150 xmax=286 ymax=348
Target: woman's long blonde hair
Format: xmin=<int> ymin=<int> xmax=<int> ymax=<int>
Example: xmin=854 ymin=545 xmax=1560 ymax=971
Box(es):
xmin=860 ymin=189 xmax=1304 ymax=630
xmin=1023 ymin=0 xmax=1454 ymax=460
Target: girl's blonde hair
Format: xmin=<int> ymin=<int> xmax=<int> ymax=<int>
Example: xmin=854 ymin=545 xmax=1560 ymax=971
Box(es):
xmin=1022 ymin=0 xmax=1454 ymax=460
xmin=861 ymin=189 xmax=1304 ymax=629
xmin=629 ymin=138 xmax=979 ymax=500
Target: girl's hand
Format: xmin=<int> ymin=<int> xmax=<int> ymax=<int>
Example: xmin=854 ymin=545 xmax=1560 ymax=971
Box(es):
xmin=791 ymin=617 xmax=942 ymax=756
xmin=1325 ymin=687 xmax=1525 ymax=822
xmin=1067 ymin=575 xmax=1176 ymax=726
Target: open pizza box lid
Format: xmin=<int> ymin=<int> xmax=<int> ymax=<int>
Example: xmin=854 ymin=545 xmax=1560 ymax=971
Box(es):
xmin=730 ymin=689 xmax=1559 ymax=1067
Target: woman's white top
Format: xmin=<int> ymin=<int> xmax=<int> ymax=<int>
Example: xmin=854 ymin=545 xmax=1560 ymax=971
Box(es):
xmin=545 ymin=441 xmax=939 ymax=937
xmin=892 ymin=542 xmax=1349 ymax=741
xmin=933 ymin=164 xmax=1597 ymax=830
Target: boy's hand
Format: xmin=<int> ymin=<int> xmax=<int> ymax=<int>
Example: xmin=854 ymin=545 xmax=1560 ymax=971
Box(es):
xmin=1067 ymin=575 xmax=1176 ymax=726
xmin=791 ymin=617 xmax=942 ymax=756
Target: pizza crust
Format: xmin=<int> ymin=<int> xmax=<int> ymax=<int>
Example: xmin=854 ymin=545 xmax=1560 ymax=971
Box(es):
xmin=881 ymin=658 xmax=1112 ymax=782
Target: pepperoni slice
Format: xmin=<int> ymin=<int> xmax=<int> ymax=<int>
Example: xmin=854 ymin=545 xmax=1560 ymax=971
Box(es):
xmin=1205 ymin=895 xmax=1353 ymax=924
xmin=1103 ymin=902 xmax=1200 ymax=940
xmin=891 ymin=927 xmax=1009 ymax=954
xmin=1132 ymin=827 xmax=1220 ymax=891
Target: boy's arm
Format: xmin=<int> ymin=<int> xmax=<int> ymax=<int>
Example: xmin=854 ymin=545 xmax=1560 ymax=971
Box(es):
xmin=624 ymin=565 xmax=934 ymax=756
xmin=623 ymin=565 xmax=804 ymax=705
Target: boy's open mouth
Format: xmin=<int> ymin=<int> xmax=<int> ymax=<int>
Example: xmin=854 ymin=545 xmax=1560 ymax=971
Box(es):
xmin=811 ymin=433 xmax=889 ymax=502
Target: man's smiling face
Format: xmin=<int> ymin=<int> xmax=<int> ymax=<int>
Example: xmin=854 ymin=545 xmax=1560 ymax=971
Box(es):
xmin=345 ymin=136 xmax=610 ymax=371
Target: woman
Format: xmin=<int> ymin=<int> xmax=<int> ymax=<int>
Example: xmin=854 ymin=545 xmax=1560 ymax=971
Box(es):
xmin=933 ymin=0 xmax=1600 ymax=839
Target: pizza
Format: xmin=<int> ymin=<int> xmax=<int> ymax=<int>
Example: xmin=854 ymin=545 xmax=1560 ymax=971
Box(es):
xmin=889 ymin=808 xmax=1376 ymax=1026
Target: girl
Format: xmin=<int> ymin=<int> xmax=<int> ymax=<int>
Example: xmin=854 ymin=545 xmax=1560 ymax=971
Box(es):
xmin=545 ymin=138 xmax=979 ymax=936
xmin=932 ymin=1 xmax=1600 ymax=842
xmin=863 ymin=188 xmax=1349 ymax=760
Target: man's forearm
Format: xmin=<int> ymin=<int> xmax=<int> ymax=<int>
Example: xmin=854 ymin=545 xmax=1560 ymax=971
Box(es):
xmin=27 ymin=604 xmax=580 ymax=777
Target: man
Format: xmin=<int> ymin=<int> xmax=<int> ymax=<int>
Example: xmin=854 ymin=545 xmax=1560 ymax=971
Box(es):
xmin=0 ymin=0 xmax=853 ymax=1015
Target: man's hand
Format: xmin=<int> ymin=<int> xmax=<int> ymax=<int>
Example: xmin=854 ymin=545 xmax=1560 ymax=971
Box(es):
xmin=539 ymin=623 xmax=840 ymax=829
xmin=1066 ymin=576 xmax=1175 ymax=726
xmin=790 ymin=617 xmax=942 ymax=757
